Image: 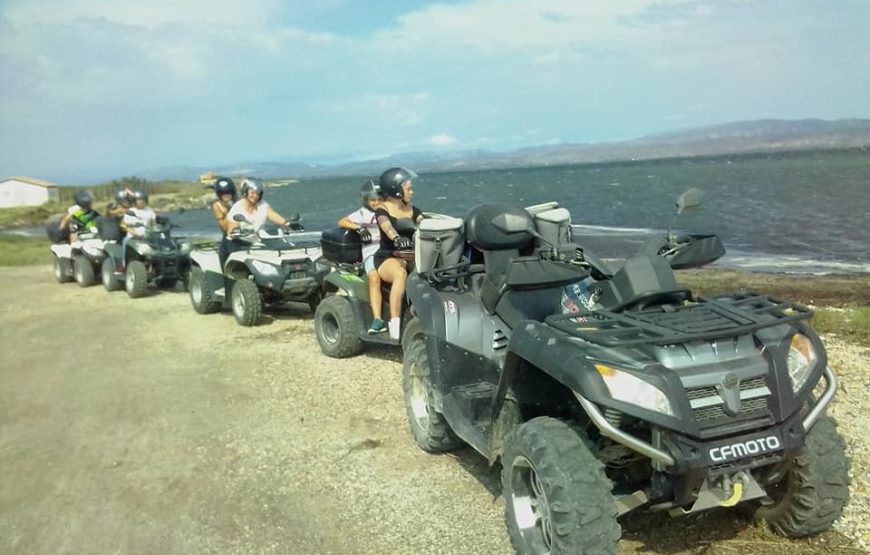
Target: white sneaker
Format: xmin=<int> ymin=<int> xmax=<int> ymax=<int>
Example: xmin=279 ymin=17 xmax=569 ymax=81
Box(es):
xmin=389 ymin=318 xmax=401 ymax=340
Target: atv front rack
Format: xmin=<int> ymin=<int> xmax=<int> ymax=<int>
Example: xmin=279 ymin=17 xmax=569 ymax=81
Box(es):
xmin=546 ymin=293 xmax=814 ymax=347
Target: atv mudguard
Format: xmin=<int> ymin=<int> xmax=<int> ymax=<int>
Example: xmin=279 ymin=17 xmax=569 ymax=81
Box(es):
xmin=190 ymin=249 xmax=222 ymax=274
xmin=50 ymin=244 xmax=73 ymax=259
xmin=499 ymin=321 xmax=692 ymax=431
xmin=322 ymin=269 xmax=370 ymax=302
xmin=103 ymin=242 xmax=122 ymax=262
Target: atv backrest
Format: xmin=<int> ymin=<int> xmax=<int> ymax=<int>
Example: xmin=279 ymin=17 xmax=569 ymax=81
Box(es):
xmin=465 ymin=203 xmax=535 ymax=253
xmin=533 ymin=207 xmax=571 ymax=247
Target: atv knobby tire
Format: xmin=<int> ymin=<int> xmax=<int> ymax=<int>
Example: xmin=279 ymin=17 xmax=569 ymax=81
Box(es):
xmin=125 ymin=260 xmax=148 ymax=298
xmin=402 ymin=318 xmax=462 ymax=453
xmin=746 ymin=415 xmax=850 ymax=537
xmin=53 ymin=256 xmax=73 ymax=283
xmin=502 ymin=417 xmax=620 ymax=555
xmin=101 ymin=258 xmax=121 ymax=292
xmin=73 ymin=256 xmax=96 ymax=287
xmin=189 ymin=267 xmax=222 ymax=314
xmin=314 ymin=295 xmax=362 ymax=358
xmin=231 ymin=278 xmax=261 ymax=326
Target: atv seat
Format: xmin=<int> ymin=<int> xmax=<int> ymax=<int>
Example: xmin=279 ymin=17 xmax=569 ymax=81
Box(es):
xmin=465 ymin=203 xmax=588 ymax=327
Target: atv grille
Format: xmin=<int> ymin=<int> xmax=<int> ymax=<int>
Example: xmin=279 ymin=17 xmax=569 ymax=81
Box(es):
xmin=693 ymin=397 xmax=768 ymax=424
xmin=686 ymin=376 xmax=768 ymax=400
xmin=546 ymin=293 xmax=813 ymax=347
xmin=288 ymin=271 xmax=308 ymax=280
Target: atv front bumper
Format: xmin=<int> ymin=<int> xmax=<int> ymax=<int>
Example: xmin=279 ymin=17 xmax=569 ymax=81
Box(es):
xmin=575 ymin=365 xmax=838 ymax=471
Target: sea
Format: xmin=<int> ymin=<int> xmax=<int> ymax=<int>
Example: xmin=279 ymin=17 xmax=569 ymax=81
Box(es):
xmin=19 ymin=150 xmax=870 ymax=275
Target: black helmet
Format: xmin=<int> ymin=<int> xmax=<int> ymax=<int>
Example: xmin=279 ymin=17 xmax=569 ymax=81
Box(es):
xmin=74 ymin=191 xmax=94 ymax=210
xmin=214 ymin=177 xmax=236 ymax=200
xmin=359 ymin=178 xmax=380 ymax=208
xmin=240 ymin=178 xmax=264 ymax=201
xmin=378 ymin=167 xmax=418 ymax=200
xmin=132 ymin=189 xmax=149 ymax=203
xmin=114 ymin=189 xmax=132 ymax=205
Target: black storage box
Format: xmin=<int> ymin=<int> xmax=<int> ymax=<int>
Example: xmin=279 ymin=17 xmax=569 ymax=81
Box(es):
xmin=321 ymin=227 xmax=363 ymax=264
xmin=45 ymin=217 xmax=70 ymax=243
xmin=96 ymin=216 xmax=123 ymax=241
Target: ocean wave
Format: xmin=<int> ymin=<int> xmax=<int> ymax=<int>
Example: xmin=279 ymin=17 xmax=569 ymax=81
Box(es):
xmin=715 ymin=253 xmax=870 ymax=275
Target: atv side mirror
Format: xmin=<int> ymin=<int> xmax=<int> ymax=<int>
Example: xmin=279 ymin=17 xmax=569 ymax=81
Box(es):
xmin=286 ymin=213 xmax=301 ymax=223
xmin=233 ymin=214 xmax=248 ymax=222
xmin=676 ymin=188 xmax=703 ymax=215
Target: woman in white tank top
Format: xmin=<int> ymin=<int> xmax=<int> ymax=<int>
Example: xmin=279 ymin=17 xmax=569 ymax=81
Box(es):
xmin=225 ymin=178 xmax=296 ymax=235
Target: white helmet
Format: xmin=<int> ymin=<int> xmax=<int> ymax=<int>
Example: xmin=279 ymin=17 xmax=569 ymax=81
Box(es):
xmin=240 ymin=178 xmax=265 ymax=201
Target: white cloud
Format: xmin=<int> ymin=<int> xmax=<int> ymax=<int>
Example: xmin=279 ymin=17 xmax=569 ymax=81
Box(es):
xmin=428 ymin=134 xmax=458 ymax=146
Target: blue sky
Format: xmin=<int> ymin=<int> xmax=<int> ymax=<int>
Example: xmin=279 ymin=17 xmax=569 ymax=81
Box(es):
xmin=1 ymin=0 xmax=868 ymax=183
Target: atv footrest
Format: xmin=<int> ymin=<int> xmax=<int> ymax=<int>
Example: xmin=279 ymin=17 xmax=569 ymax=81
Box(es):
xmin=442 ymin=382 xmax=496 ymax=453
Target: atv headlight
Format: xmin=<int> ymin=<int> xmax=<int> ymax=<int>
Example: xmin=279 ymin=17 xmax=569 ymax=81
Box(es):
xmin=136 ymin=243 xmax=153 ymax=256
xmin=595 ymin=364 xmax=674 ymax=416
xmin=178 ymin=240 xmax=193 ymax=255
xmin=787 ymin=334 xmax=817 ymax=392
xmin=251 ymin=260 xmax=280 ymax=277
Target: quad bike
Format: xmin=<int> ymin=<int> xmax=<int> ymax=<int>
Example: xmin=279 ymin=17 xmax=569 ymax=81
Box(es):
xmin=187 ymin=215 xmax=326 ymax=326
xmin=101 ymin=214 xmax=193 ymax=298
xmin=399 ymin=193 xmax=849 ymax=554
xmin=314 ymin=217 xmax=456 ymax=358
xmin=49 ymin=217 xmax=115 ymax=287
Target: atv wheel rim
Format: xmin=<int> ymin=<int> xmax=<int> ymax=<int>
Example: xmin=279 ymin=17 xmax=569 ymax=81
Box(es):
xmin=408 ymin=362 xmax=431 ymax=433
xmin=320 ymin=312 xmax=340 ymax=344
xmin=126 ymin=270 xmax=135 ymax=293
xmin=511 ymin=455 xmax=553 ymax=555
xmin=191 ymin=281 xmax=203 ymax=305
xmin=102 ymin=264 xmax=111 ymax=286
xmin=233 ymin=289 xmax=245 ymax=318
xmin=54 ymin=260 xmax=62 ymax=279
xmin=75 ymin=265 xmax=83 ymax=283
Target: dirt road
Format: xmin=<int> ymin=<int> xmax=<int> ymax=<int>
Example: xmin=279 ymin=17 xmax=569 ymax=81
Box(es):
xmin=0 ymin=266 xmax=865 ymax=554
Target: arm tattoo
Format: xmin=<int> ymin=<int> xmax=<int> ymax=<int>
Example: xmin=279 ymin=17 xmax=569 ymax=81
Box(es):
xmin=377 ymin=214 xmax=398 ymax=240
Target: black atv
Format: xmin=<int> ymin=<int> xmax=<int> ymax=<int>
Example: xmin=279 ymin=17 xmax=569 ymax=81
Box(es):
xmin=102 ymin=213 xmax=193 ymax=298
xmin=400 ymin=195 xmax=849 ymax=554
xmin=314 ymin=217 xmax=459 ymax=357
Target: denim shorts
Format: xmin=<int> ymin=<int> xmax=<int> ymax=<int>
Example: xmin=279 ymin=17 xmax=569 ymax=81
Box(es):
xmin=364 ymin=255 xmax=376 ymax=274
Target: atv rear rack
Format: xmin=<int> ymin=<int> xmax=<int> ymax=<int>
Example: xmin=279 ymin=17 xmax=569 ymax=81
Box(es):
xmin=546 ymin=293 xmax=814 ymax=347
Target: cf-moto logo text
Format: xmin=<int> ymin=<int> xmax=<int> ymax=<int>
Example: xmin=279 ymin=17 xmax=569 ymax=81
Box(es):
xmin=709 ymin=436 xmax=782 ymax=463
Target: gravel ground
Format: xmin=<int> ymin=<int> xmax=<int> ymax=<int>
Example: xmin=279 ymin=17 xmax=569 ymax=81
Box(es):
xmin=824 ymin=337 xmax=870 ymax=550
xmin=0 ymin=265 xmax=867 ymax=554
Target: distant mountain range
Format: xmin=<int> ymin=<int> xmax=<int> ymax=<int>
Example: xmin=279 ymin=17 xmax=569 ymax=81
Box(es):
xmin=141 ymin=118 xmax=870 ymax=181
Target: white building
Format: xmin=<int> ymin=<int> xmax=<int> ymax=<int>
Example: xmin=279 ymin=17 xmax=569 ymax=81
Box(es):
xmin=0 ymin=177 xmax=61 ymax=208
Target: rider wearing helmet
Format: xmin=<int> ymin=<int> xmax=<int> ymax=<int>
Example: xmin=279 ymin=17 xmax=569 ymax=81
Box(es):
xmin=338 ymin=178 xmax=385 ymax=333
xmin=106 ymin=189 xmax=134 ymax=218
xmin=338 ymin=178 xmax=381 ymax=255
xmin=373 ymin=167 xmax=424 ymax=339
xmin=59 ymin=190 xmax=99 ymax=243
xmin=225 ymin=178 xmax=296 ymax=234
xmin=211 ymin=176 xmax=237 ymax=234
xmin=123 ymin=190 xmax=157 ymax=239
